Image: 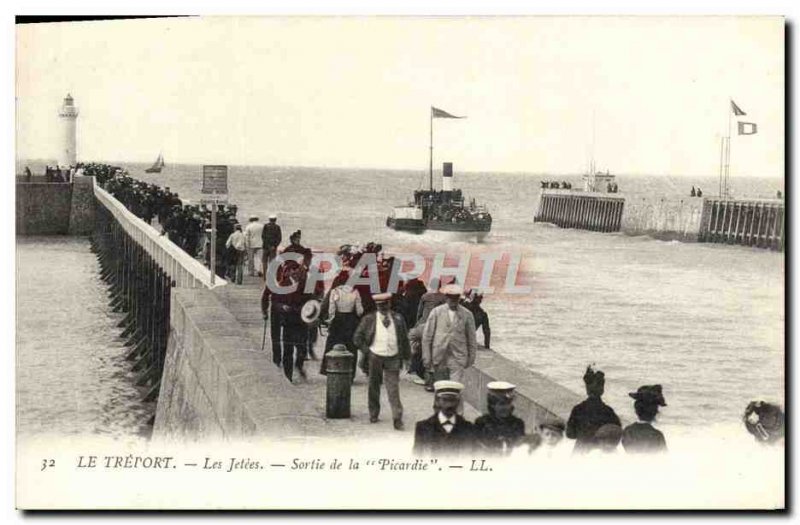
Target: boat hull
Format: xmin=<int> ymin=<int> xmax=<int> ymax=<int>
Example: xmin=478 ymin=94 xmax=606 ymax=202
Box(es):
xmin=386 ymin=217 xmax=426 ymax=233
xmin=386 ymin=216 xmax=491 ymax=242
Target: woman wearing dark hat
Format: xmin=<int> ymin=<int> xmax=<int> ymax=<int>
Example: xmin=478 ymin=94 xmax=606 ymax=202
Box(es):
xmin=566 ymin=365 xmax=621 ymax=454
xmin=622 ymin=385 xmax=667 ymax=454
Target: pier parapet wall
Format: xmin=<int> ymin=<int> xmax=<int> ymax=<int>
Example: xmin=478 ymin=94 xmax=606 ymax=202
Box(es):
xmin=153 ymin=288 xmax=327 ymax=440
xmin=619 ymin=194 xmax=705 ymax=242
xmin=16 ymin=176 xmax=95 ymax=235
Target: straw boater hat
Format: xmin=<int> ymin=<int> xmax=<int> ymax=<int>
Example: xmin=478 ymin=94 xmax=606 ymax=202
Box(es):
xmin=300 ymin=299 xmax=322 ymax=324
xmin=249 ymin=214 xmax=259 ymax=221
xmin=433 ymin=380 xmax=464 ymax=397
xmin=441 ymin=284 xmax=463 ymax=296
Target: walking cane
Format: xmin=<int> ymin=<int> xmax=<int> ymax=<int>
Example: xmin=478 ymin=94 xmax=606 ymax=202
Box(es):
xmin=261 ymin=314 xmax=268 ymax=352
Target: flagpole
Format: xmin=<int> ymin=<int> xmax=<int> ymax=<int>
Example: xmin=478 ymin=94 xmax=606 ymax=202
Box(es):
xmin=718 ymin=137 xmax=724 ymax=198
xmin=429 ymin=107 xmax=433 ymax=191
xmin=725 ymin=98 xmax=733 ymax=198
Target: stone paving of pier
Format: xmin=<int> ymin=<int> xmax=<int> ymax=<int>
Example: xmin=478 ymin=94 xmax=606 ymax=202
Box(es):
xmin=212 ymin=274 xmax=479 ymax=444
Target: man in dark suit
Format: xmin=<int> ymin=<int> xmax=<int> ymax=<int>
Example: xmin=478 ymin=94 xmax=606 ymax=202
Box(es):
xmin=413 ymin=381 xmax=476 ymax=456
xmin=261 ymin=214 xmax=283 ymax=280
xmin=353 ymin=293 xmax=411 ymax=430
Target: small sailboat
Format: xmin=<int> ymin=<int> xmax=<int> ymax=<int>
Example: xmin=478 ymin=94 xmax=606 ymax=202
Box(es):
xmin=145 ymin=152 xmax=165 ymax=173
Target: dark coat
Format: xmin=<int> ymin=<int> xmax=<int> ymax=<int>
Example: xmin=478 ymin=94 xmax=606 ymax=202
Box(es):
xmin=262 ymin=222 xmax=282 ymax=247
xmin=474 ymin=414 xmax=525 ymax=453
xmin=622 ymin=422 xmax=667 ymax=454
xmin=353 ymin=311 xmax=411 ymax=361
xmin=413 ymin=414 xmax=476 ymax=456
xmin=566 ymin=396 xmax=621 ymax=452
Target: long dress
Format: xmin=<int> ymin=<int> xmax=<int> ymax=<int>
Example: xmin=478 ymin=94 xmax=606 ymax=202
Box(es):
xmin=320 ymin=285 xmax=364 ymax=375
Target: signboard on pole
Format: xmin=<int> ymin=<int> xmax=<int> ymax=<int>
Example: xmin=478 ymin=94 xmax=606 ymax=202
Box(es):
xmin=201 ymin=165 xmax=229 ymax=196
xmin=201 ymin=165 xmax=229 ymax=285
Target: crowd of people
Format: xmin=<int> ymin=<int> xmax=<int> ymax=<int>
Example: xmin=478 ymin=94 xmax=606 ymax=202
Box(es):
xmin=540 ymin=180 xmax=573 ymax=189
xmin=22 ymin=163 xmax=89 ymax=183
xmin=412 ymin=366 xmax=671 ymax=457
xmin=95 ymin=165 xmax=785 ymax=457
xmin=98 ymin=166 xmax=269 ymax=282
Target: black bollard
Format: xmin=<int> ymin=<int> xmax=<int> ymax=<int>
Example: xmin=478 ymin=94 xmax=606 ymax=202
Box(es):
xmin=325 ymin=346 xmax=354 ymax=419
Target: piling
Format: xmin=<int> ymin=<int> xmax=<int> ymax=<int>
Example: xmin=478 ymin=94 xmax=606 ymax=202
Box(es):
xmin=699 ymin=198 xmax=784 ymax=251
xmin=534 ymin=189 xmax=624 ymax=233
xmin=91 ymin=204 xmax=174 ymax=409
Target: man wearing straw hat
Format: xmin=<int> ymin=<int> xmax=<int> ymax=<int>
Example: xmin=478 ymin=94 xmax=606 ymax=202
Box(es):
xmin=421 ymin=284 xmax=477 ymax=390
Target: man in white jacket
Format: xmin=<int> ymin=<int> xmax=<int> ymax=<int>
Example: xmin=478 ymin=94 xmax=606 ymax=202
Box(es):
xmin=244 ymin=215 xmax=265 ymax=277
xmin=421 ymin=284 xmax=478 ymax=385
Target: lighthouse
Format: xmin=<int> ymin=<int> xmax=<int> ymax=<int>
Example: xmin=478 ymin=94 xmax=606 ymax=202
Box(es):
xmin=57 ymin=94 xmax=78 ymax=167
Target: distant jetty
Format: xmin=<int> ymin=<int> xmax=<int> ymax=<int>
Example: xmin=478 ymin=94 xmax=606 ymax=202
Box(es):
xmin=534 ymin=184 xmax=784 ymax=251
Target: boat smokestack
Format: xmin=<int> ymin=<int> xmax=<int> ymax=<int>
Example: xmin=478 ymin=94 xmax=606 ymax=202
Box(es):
xmin=442 ymin=162 xmax=453 ymax=192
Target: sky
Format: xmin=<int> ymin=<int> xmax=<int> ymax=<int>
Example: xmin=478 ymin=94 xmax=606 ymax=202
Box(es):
xmin=15 ymin=16 xmax=784 ymax=177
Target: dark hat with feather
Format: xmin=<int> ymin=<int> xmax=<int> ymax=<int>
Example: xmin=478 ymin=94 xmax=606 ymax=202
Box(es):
xmin=583 ymin=365 xmax=605 ymax=388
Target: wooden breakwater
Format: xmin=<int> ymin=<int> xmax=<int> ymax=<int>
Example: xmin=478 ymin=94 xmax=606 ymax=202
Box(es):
xmin=699 ymin=198 xmax=785 ymax=251
xmin=534 ymin=189 xmax=625 ymax=232
xmin=534 ymin=189 xmax=784 ymax=251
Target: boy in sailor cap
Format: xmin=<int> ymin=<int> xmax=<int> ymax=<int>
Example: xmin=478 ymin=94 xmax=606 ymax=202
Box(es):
xmin=413 ymin=381 xmax=476 ymax=456
xmin=474 ymin=381 xmax=525 ymax=455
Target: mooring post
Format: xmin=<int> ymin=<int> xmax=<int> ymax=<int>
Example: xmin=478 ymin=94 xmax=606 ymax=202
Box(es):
xmin=325 ymin=347 xmax=354 ymax=419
